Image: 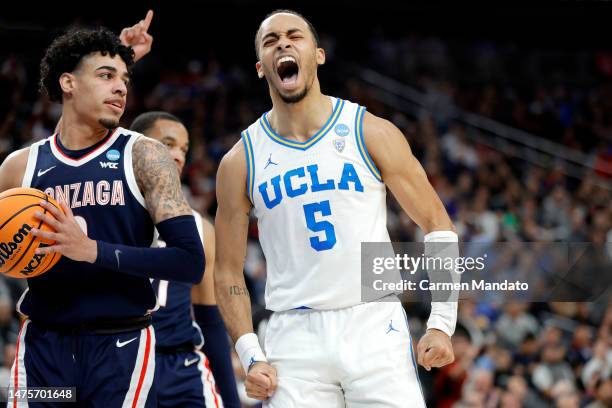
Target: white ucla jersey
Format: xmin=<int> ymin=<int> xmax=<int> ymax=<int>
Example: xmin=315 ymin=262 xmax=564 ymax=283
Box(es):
xmin=242 ymin=96 xmax=391 ymax=311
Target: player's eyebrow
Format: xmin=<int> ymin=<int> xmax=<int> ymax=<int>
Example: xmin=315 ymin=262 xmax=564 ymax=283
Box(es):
xmin=96 ymin=65 xmax=131 ymax=80
xmin=95 ymin=65 xmax=117 ymax=72
xmin=262 ymin=28 xmax=304 ymax=43
xmin=261 ymin=32 xmax=279 ymax=43
xmin=286 ymin=28 xmax=304 ymax=36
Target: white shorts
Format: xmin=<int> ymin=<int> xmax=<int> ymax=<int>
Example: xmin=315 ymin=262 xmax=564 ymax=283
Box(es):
xmin=263 ymin=300 xmax=425 ymax=408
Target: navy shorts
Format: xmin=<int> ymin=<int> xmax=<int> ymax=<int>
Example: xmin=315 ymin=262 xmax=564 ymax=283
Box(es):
xmin=7 ymin=320 xmax=156 ymax=407
xmin=155 ymin=349 xmax=223 ymax=408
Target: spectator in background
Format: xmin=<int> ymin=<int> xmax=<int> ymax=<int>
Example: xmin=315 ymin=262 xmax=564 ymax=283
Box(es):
xmin=506 ymin=375 xmax=547 ymax=408
xmin=0 ymin=277 xmax=13 ymax=358
xmin=550 ymin=379 xmax=579 ymax=405
xmin=0 ymin=277 xmax=13 ymax=402
xmin=441 ymin=123 xmax=480 ymax=171
xmin=532 ymin=344 xmax=575 ymax=399
xmin=433 ymin=328 xmax=478 ymax=408
xmin=495 ymin=302 xmax=539 ymax=349
xmin=567 ymin=324 xmax=594 ymax=371
xmin=586 ymin=378 xmax=612 ymax=408
xmin=512 ymin=333 xmax=540 ymax=376
xmin=555 ymin=392 xmax=581 ymax=408
xmin=582 ymin=339 xmax=612 ymax=394
xmin=460 ymin=367 xmax=500 ymax=408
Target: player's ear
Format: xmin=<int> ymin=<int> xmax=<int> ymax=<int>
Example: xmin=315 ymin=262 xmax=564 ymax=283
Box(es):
xmin=59 ymin=73 xmax=76 ymax=96
xmin=255 ymin=61 xmax=264 ymax=79
xmin=316 ymin=47 xmax=325 ymax=66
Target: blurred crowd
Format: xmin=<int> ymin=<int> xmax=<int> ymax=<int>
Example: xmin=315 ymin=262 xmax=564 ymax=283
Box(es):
xmin=1 ymin=27 xmax=611 ymax=407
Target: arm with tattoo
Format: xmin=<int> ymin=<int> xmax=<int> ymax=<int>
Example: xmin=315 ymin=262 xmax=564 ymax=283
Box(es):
xmin=214 ymin=142 xmax=256 ymax=343
xmin=91 ymin=136 xmax=204 ymax=283
xmin=132 ymin=136 xmax=192 ymax=222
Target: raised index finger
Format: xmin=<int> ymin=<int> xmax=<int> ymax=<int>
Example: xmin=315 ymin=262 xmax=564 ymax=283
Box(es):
xmin=142 ymin=10 xmax=153 ymax=31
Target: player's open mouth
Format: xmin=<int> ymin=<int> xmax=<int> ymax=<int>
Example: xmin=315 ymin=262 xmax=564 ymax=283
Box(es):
xmin=277 ymin=56 xmax=299 ymax=89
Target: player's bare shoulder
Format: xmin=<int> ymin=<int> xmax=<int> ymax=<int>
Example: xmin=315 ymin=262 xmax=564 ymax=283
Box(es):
xmin=217 ymin=140 xmax=248 ymax=193
xmin=216 ymin=139 xmax=250 ymax=213
xmin=362 ymin=111 xmax=406 ymax=146
xmin=0 ymin=146 xmax=31 ymax=192
xmin=219 ymin=140 xmax=247 ymax=179
xmin=132 ymin=135 xmax=191 ymax=223
xmin=361 ymin=110 xmax=417 ymax=177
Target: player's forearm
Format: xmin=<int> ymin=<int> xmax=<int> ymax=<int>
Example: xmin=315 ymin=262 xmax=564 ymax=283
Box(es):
xmin=422 ymin=213 xmax=455 ymax=234
xmin=214 ymin=268 xmax=255 ymax=343
xmin=420 ymin=206 xmax=456 ymax=235
xmin=94 ymin=215 xmax=204 ymax=283
xmin=215 ymin=266 xmax=268 ymax=374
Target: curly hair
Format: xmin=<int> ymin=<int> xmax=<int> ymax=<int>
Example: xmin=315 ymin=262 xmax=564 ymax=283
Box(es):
xmin=39 ymin=27 xmax=134 ymax=102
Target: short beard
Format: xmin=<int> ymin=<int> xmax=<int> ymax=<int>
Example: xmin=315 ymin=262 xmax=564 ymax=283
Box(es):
xmin=278 ymin=83 xmax=310 ymax=104
xmin=99 ymin=118 xmax=119 ymax=129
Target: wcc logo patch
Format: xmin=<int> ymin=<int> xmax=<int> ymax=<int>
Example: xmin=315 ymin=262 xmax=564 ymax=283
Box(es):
xmin=333 ymin=139 xmax=346 ymax=153
xmin=101 ymin=149 xmax=121 ymax=169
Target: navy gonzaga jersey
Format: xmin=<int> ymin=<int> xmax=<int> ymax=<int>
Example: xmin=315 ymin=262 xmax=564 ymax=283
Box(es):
xmin=18 ymin=127 xmax=156 ymax=325
xmin=151 ymin=210 xmax=204 ymax=348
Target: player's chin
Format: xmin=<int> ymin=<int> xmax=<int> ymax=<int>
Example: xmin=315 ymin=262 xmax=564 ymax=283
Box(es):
xmin=278 ymin=85 xmax=308 ymax=104
xmin=98 ymin=116 xmax=120 ymax=129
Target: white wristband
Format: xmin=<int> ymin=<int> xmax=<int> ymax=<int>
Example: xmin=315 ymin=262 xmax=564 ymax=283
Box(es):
xmin=235 ymin=333 xmax=267 ymax=374
xmin=424 ymin=230 xmax=459 ymax=337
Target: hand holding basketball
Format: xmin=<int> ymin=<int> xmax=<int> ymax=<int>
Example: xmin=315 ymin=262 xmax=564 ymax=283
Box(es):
xmin=32 ymin=199 xmax=97 ymax=263
xmin=0 ymin=188 xmax=64 ymax=278
xmin=417 ymin=329 xmax=454 ymax=371
xmin=245 ymin=361 xmax=277 ymax=400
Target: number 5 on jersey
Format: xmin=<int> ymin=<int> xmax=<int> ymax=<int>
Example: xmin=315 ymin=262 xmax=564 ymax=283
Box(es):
xmin=303 ymin=200 xmax=336 ymax=251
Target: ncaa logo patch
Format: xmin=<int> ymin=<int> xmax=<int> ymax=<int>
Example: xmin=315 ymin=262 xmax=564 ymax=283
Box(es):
xmin=334 ymin=123 xmax=350 ymax=137
xmin=333 ymin=139 xmax=345 ymax=153
xmin=106 ymin=149 xmax=121 ymax=161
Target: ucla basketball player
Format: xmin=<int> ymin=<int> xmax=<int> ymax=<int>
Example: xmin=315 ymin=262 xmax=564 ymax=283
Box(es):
xmin=0 ymin=27 xmax=204 ymax=406
xmin=213 ymin=10 xmax=459 ymax=407
xmin=131 ymin=111 xmax=240 ymax=408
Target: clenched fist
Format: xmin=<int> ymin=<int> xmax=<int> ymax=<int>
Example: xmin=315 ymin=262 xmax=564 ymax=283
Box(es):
xmin=245 ymin=361 xmax=277 ymax=400
xmin=417 ymin=328 xmax=454 ymax=371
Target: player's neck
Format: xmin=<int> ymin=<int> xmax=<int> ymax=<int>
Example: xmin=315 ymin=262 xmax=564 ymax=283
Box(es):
xmin=268 ymin=90 xmax=331 ymax=143
xmin=58 ymin=109 xmax=111 ymax=150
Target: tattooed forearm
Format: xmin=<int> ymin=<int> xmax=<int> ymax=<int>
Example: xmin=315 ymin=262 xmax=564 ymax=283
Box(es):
xmin=229 ymin=285 xmax=249 ymax=296
xmin=132 ymin=136 xmax=192 ymax=223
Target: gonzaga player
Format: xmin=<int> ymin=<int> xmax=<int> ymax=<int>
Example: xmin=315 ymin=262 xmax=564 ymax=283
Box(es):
xmin=214 ymin=10 xmax=459 ymax=407
xmin=0 ymin=28 xmax=203 ymax=407
xmin=131 ymin=111 xmax=240 ymax=408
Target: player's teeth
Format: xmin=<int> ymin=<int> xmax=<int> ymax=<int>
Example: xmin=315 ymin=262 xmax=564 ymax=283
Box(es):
xmin=277 ymin=56 xmax=296 ymax=67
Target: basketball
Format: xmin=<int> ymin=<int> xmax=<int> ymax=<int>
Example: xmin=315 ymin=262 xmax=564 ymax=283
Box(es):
xmin=0 ymin=187 xmax=63 ymax=278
